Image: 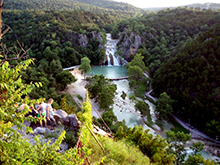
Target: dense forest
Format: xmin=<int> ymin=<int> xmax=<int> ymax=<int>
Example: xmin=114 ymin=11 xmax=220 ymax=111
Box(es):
xmin=113 ymin=8 xmax=219 ymax=75
xmin=113 ymin=7 xmax=220 ymax=137
xmin=153 ymin=23 xmax=220 ymax=137
xmin=1 ymin=0 xmax=220 ymax=163
xmin=2 ymin=8 xmax=132 ymax=105
xmin=2 ymin=0 xmax=220 ymax=138
xmin=3 ymin=0 xmax=144 ymax=15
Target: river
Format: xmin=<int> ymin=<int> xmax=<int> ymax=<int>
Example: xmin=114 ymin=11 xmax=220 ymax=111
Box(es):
xmin=88 ymin=33 xmax=220 ymax=162
xmin=89 ymin=33 xmax=156 ymax=134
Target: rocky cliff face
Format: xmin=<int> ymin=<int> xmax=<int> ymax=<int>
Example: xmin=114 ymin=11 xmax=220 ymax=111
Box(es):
xmin=63 ymin=31 xmax=103 ymax=48
xmin=118 ymin=31 xmax=142 ymax=61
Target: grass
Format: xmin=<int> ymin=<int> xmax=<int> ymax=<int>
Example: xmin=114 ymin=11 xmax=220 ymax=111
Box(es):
xmin=87 ymin=135 xmax=151 ymax=164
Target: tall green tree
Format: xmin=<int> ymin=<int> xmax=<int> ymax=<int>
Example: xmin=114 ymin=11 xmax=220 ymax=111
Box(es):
xmin=56 ymin=70 xmax=76 ymax=90
xmin=128 ymin=65 xmax=143 ymax=82
xmin=79 ymin=57 xmax=91 ymax=79
xmin=87 ymin=75 xmax=117 ymax=110
xmin=135 ymin=100 xmax=150 ymax=116
xmin=155 ymin=92 xmax=174 ymax=120
xmin=127 ymin=53 xmax=146 ymax=71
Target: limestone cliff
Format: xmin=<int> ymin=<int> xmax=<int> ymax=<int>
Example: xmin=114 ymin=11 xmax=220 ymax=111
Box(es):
xmin=118 ymin=31 xmax=142 ymax=61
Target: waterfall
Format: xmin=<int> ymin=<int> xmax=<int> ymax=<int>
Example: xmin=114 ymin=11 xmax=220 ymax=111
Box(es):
xmin=105 ymin=33 xmax=120 ymax=66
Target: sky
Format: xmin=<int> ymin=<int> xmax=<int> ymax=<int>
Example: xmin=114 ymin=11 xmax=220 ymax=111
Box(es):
xmin=114 ymin=0 xmax=220 ymax=8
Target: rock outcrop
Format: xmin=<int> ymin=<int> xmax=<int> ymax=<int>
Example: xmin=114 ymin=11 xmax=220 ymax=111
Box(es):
xmin=63 ymin=31 xmax=103 ymax=49
xmin=53 ymin=109 xmax=68 ymax=124
xmin=34 ymin=127 xmax=51 ymax=135
xmin=118 ymin=31 xmax=142 ymax=60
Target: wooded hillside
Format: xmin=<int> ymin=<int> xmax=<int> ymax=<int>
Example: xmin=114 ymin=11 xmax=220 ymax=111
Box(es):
xmin=3 ymin=0 xmax=144 ymax=15
xmin=152 ymin=23 xmax=220 ymax=137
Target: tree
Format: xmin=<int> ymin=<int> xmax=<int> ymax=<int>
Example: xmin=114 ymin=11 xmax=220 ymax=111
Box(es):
xmin=135 ymin=100 xmax=150 ymax=116
xmin=128 ymin=65 xmax=143 ymax=81
xmin=87 ymin=75 xmax=117 ymax=110
xmin=127 ymin=53 xmax=146 ymax=71
xmin=56 ymin=70 xmax=76 ymax=90
xmin=166 ymin=131 xmax=191 ymax=165
xmin=190 ymin=142 xmax=204 ymax=155
xmin=100 ymin=109 xmax=117 ymax=127
xmin=60 ymin=97 xmax=76 ymax=115
xmin=98 ymin=84 xmax=117 ymax=109
xmin=184 ymin=154 xmax=215 ymax=165
xmin=79 ymin=57 xmax=91 ymax=79
xmin=115 ymin=126 xmax=175 ymax=164
xmin=155 ymin=92 xmax=173 ymax=120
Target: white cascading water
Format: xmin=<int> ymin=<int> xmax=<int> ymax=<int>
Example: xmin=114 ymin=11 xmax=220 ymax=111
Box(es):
xmin=105 ymin=33 xmax=120 ymax=66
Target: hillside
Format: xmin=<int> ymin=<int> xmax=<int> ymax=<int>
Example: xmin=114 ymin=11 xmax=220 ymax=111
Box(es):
xmin=111 ymin=8 xmax=220 ymax=138
xmin=113 ymin=8 xmax=219 ymax=73
xmin=1 ymin=0 xmax=220 ymax=163
xmin=74 ymin=0 xmax=143 ymax=13
xmin=186 ymin=3 xmax=220 ymax=11
xmin=143 ymin=3 xmax=220 ymax=12
xmin=3 ymin=0 xmax=144 ymax=15
xmin=152 ymin=23 xmax=220 ymax=138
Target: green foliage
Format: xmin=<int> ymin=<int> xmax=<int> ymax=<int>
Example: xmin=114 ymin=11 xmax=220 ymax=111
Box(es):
xmin=190 ymin=142 xmax=204 ymax=155
xmin=60 ymin=97 xmax=76 ymax=115
xmin=155 ymin=92 xmax=174 ymax=120
xmin=100 ymin=109 xmax=117 ymax=128
xmin=56 ymin=70 xmax=76 ymax=90
xmin=63 ymin=130 xmax=78 ymax=149
xmin=0 ymin=131 xmax=84 ymax=164
xmin=76 ymin=94 xmax=83 ymax=101
xmin=87 ymin=75 xmax=117 ymax=110
xmin=120 ymin=91 xmax=126 ymax=100
xmin=81 ymin=93 xmax=93 ymax=146
xmin=166 ymin=131 xmax=191 ymax=164
xmin=0 ymin=59 xmax=84 ymax=164
xmin=0 ymin=59 xmax=39 ymax=128
xmin=88 ymin=134 xmax=151 ymax=164
xmin=135 ymin=100 xmax=150 ymax=116
xmin=79 ymin=57 xmax=91 ymax=79
xmin=98 ymin=84 xmax=117 ymax=109
xmin=126 ymin=54 xmax=149 ymax=97
xmin=127 ymin=53 xmax=147 ymax=71
xmin=129 ymin=95 xmax=136 ymax=100
xmin=115 ymin=126 xmax=176 ymax=164
xmin=153 ymin=23 xmax=220 ymax=137
xmin=116 ymin=8 xmax=219 ymax=76
xmin=169 ymin=117 xmax=190 ymax=134
xmin=184 ymin=154 xmax=215 ymax=165
xmin=128 ymin=65 xmax=143 ymax=81
xmin=4 ymin=0 xmax=145 ymax=15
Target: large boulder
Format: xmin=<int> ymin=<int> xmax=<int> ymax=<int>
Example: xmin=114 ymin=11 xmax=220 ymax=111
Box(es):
xmin=34 ymin=127 xmax=50 ymax=135
xmin=64 ymin=114 xmax=80 ymax=130
xmin=53 ymin=110 xmax=68 ymax=124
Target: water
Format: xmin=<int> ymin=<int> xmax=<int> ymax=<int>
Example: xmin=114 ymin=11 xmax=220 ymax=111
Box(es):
xmin=88 ymin=65 xmax=155 ymax=134
xmin=186 ymin=149 xmax=220 ymax=162
xmin=105 ymin=33 xmax=120 ymax=66
xmin=112 ymin=80 xmax=155 ymax=134
xmin=90 ymin=66 xmax=128 ymax=79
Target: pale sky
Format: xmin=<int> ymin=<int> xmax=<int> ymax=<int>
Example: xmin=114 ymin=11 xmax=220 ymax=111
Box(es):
xmin=114 ymin=0 xmax=220 ymax=8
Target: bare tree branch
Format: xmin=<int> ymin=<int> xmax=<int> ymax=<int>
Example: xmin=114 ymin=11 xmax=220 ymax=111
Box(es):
xmin=1 ymin=55 xmax=29 ymax=64
xmin=0 ymin=0 xmax=33 ymax=64
xmin=0 ymin=0 xmax=5 ymax=40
